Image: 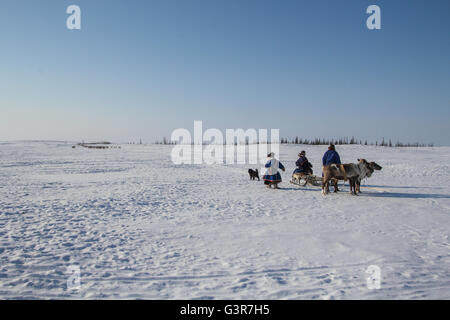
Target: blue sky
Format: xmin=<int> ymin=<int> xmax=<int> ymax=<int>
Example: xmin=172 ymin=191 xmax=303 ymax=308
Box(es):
xmin=1 ymin=0 xmax=449 ymax=145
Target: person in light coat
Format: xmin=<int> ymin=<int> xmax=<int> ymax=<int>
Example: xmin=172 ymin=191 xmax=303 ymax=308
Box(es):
xmin=262 ymin=152 xmax=285 ymax=189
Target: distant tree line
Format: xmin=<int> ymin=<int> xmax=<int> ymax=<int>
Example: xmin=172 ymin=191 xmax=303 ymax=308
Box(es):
xmin=280 ymin=136 xmax=433 ymax=147
xmin=155 ymin=136 xmax=433 ymax=147
xmin=155 ymin=137 xmax=176 ymax=145
xmin=126 ymin=139 xmax=144 ymax=145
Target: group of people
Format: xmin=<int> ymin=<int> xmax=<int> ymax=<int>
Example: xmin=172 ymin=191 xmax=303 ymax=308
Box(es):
xmin=262 ymin=144 xmax=341 ymax=189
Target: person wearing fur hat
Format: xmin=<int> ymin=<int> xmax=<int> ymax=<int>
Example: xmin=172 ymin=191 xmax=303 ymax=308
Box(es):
xmin=262 ymin=152 xmax=285 ymax=189
xmin=322 ymin=144 xmax=346 ymax=184
xmin=293 ymin=150 xmax=313 ymax=175
xmin=322 ymin=144 xmax=341 ymax=166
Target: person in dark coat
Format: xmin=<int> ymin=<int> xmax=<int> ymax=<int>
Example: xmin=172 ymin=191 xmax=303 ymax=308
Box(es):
xmin=293 ymin=151 xmax=313 ymax=175
xmin=322 ymin=144 xmax=341 ymax=166
xmin=322 ymin=144 xmax=346 ymax=189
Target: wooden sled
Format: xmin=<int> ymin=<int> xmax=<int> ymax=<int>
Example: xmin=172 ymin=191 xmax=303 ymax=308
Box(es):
xmin=290 ymin=172 xmax=322 ymax=187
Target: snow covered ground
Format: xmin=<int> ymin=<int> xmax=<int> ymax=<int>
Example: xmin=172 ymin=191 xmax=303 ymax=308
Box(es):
xmin=0 ymin=141 xmax=449 ymax=299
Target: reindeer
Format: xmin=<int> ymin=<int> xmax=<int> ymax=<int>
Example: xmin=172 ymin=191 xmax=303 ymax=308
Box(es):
xmin=322 ymin=159 xmax=382 ymax=195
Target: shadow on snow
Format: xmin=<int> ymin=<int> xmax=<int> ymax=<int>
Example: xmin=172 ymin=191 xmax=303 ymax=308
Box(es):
xmin=361 ymin=192 xmax=450 ymax=199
